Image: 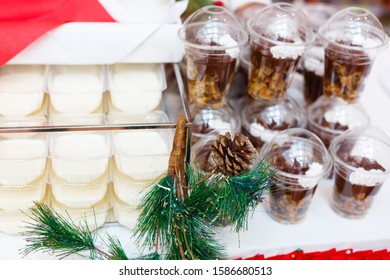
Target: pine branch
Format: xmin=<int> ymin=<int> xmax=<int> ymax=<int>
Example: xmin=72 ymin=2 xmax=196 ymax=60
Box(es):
xmin=21 ymin=202 xmax=129 ymax=260
xmin=187 ymin=161 xmax=276 ymax=232
xmin=134 ymin=175 xmax=224 ymax=260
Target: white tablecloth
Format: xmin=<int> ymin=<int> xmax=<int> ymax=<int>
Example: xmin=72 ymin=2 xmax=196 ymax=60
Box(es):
xmin=1 ymin=49 xmax=389 ymax=260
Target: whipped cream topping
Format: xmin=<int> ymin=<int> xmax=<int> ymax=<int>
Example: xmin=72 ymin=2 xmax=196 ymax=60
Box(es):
xmin=208 ymin=119 xmax=232 ymax=131
xmin=303 ymin=46 xmax=324 ymax=76
xmin=218 ymin=34 xmax=240 ymax=58
xmin=324 ymin=106 xmax=367 ymax=129
xmin=349 ymin=168 xmax=386 ymax=186
xmin=271 ymin=45 xmax=305 ymax=60
xmin=298 ymin=162 xmax=324 ymax=189
xmin=249 ymin=122 xmax=278 ymax=143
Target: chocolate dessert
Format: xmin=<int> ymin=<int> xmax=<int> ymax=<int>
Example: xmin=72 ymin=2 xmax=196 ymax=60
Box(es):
xmin=242 ymin=118 xmax=294 ymax=151
xmin=187 ymin=45 xmax=237 ymax=108
xmin=267 ymin=147 xmax=319 ymax=223
xmin=310 ymin=117 xmax=349 ymax=148
xmin=323 ymin=41 xmax=372 ymax=103
xmin=332 ymin=154 xmax=386 ymax=218
xmin=248 ymin=36 xmax=301 ymax=101
xmin=303 ymin=68 xmax=323 ymax=104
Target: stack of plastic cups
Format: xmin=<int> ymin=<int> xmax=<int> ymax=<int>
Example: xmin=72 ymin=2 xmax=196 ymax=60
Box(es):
xmin=109 ymin=111 xmax=174 ymax=230
xmin=49 ymin=115 xmax=112 ymax=230
xmin=178 ymin=5 xmax=248 ymax=144
xmin=0 ymin=132 xmax=49 ymax=234
xmin=0 ymin=65 xmax=49 ymax=234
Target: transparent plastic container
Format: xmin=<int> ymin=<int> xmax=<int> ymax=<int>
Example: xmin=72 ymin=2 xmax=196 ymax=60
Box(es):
xmin=47 ymin=65 xmax=105 ymax=114
xmin=260 ymin=128 xmax=332 ymax=224
xmin=179 ymin=5 xmax=248 ymax=108
xmin=247 ymin=3 xmax=315 ymax=101
xmin=111 ymin=190 xmax=140 ymax=230
xmin=112 ymin=164 xmax=152 ymax=207
xmin=107 ymin=64 xmax=166 ymax=114
xmin=319 ymin=7 xmax=389 ymax=103
xmin=307 ymin=96 xmax=370 ymax=148
xmin=191 ymin=102 xmax=241 ymax=145
xmin=50 ymin=131 xmax=112 ymax=184
xmin=0 ymin=182 xmax=47 ymax=211
xmin=241 ymin=98 xmax=306 ymax=152
xmin=50 ymin=175 xmax=108 ymax=209
xmin=0 ymin=65 xmax=47 ymax=117
xmin=110 ymin=111 xmax=173 ymax=181
xmin=0 ymin=134 xmax=48 ymax=186
xmin=0 ymin=187 xmax=49 ymax=235
xmin=51 ymin=191 xmax=111 ymax=231
xmin=330 ymin=126 xmax=390 ymax=219
xmin=234 ymin=2 xmax=268 ymax=28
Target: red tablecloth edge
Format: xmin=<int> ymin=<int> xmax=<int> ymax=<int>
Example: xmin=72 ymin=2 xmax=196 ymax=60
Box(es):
xmin=235 ymin=248 xmax=390 ymax=260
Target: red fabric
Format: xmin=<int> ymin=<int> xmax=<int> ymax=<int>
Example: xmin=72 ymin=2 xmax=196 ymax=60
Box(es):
xmin=0 ymin=0 xmax=115 ymax=65
xmin=240 ymin=249 xmax=390 ymax=260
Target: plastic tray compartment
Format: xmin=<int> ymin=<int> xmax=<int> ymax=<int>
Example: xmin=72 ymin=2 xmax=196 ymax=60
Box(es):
xmin=50 ymin=131 xmax=112 ymax=184
xmin=51 ymin=191 xmax=111 ymax=231
xmin=111 ymin=189 xmax=139 ymax=230
xmin=0 ymin=134 xmax=48 ymax=186
xmin=47 ymin=65 xmax=105 ymax=114
xmin=110 ymin=111 xmax=173 ymax=181
xmin=107 ymin=63 xmax=166 ymax=114
xmin=0 ymin=65 xmax=47 ymax=117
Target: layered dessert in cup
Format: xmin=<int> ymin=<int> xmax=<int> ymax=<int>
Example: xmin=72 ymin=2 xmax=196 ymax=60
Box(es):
xmin=178 ymin=5 xmax=248 ymax=108
xmin=319 ymin=7 xmax=388 ymax=103
xmin=246 ymin=3 xmax=315 ymax=102
xmin=330 ymin=126 xmax=390 ymax=219
xmin=307 ymin=96 xmax=370 ymax=148
xmin=241 ymin=98 xmax=306 ymax=152
xmin=300 ymin=3 xmax=337 ymax=105
xmin=260 ymin=128 xmax=332 ymax=224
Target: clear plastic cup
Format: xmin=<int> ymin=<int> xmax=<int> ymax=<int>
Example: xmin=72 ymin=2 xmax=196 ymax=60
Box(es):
xmin=330 ymin=126 xmax=390 ymax=219
xmin=319 ymin=7 xmax=389 ymax=103
xmin=260 ymin=128 xmax=332 ymax=224
xmin=307 ymin=96 xmax=370 ymax=148
xmin=300 ymin=3 xmax=337 ymax=105
xmin=246 ymin=3 xmax=315 ymax=101
xmin=190 ymin=102 xmax=241 ymax=145
xmin=241 ymin=98 xmax=306 ymax=152
xmin=178 ymin=5 xmax=248 ymax=108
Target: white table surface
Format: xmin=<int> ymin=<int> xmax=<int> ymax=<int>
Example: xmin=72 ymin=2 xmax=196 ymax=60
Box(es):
xmin=1 ymin=49 xmax=389 ymax=260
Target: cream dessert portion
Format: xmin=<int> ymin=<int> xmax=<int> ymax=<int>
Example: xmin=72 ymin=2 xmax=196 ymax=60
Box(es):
xmin=48 ymin=65 xmax=104 ymax=114
xmin=108 ymin=64 xmax=164 ymax=114
xmin=113 ymin=130 xmax=171 ymax=180
xmin=50 ymin=133 xmax=111 ymax=183
xmin=0 ymin=65 xmax=45 ymax=117
xmin=0 ymin=138 xmax=47 ymax=186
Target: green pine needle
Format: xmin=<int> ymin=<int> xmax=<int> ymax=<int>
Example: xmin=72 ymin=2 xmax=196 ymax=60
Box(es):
xmin=187 ymin=161 xmax=276 ymax=232
xmin=106 ymin=235 xmax=129 ymax=260
xmin=135 ymin=175 xmax=224 ymax=260
xmin=22 ymin=202 xmax=98 ymax=259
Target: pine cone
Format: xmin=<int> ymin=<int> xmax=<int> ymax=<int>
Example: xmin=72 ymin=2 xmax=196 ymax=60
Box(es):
xmin=210 ymin=132 xmax=256 ymax=176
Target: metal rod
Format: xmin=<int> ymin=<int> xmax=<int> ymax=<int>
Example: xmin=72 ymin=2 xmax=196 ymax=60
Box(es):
xmin=173 ymin=63 xmax=192 ymax=123
xmin=0 ymin=123 xmax=191 ymax=134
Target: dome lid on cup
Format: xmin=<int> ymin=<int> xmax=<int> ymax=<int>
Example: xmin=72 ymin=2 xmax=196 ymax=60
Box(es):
xmin=330 ymin=126 xmax=390 ymax=175
xmin=259 ymin=128 xmax=333 ymax=182
xmin=318 ymin=7 xmax=389 ymax=54
xmin=247 ymin=3 xmax=315 ymax=48
xmin=178 ymin=5 xmax=248 ymax=51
